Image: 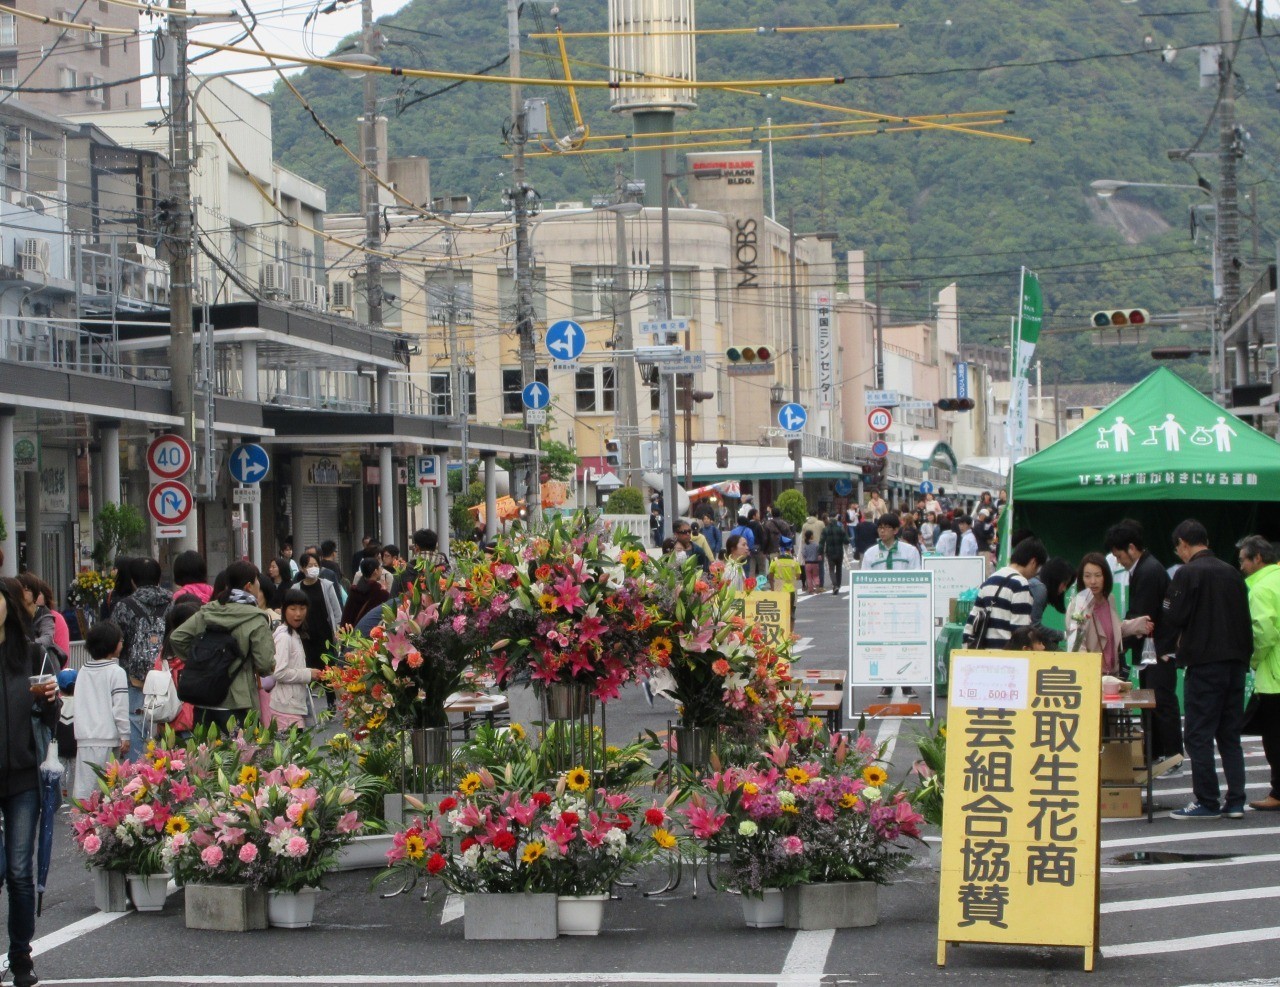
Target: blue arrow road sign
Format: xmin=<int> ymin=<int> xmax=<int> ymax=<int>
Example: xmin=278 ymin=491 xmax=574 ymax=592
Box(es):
xmin=522 ymin=381 xmax=550 ymax=410
xmin=229 ymin=443 xmax=270 ymax=484
xmin=919 ymin=479 xmax=935 ymax=495
xmin=545 ymin=319 xmax=586 ymax=362
xmin=778 ymin=402 xmax=808 ymax=432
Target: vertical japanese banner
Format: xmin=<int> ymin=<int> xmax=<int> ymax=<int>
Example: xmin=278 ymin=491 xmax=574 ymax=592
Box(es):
xmin=732 ymin=590 xmax=793 ymax=649
xmin=999 ymin=268 xmax=1042 ymax=566
xmin=937 ymin=650 xmax=1101 ymax=971
xmin=813 ymin=290 xmax=834 ymax=410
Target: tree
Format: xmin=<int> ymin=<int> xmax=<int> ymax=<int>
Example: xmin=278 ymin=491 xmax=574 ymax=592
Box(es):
xmin=603 ymin=486 xmax=645 ymax=515
xmin=93 ymin=503 xmax=146 ymax=569
xmin=449 ymin=480 xmax=486 ymax=538
xmin=540 ymin=439 xmax=579 ymax=483
xmin=774 ymin=490 xmax=809 ymax=532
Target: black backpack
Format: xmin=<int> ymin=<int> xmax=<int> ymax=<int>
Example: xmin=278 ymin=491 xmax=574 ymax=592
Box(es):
xmin=176 ymin=627 xmax=245 ymax=707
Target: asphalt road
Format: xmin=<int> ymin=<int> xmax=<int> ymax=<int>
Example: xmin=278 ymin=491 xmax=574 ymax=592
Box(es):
xmin=11 ymin=584 xmax=1280 ymax=986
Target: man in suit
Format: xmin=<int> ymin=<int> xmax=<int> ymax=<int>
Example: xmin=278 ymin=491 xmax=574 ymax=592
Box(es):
xmin=1105 ymin=519 xmax=1178 ymax=767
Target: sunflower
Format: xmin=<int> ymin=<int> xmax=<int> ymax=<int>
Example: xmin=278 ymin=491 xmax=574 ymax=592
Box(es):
xmin=652 ymin=828 xmax=677 ymax=849
xmin=839 ymin=792 xmax=859 ymax=810
xmin=565 ymin=766 xmax=591 ymax=792
xmin=458 ymin=772 xmax=483 ymax=797
xmin=650 ymin=636 xmax=673 ymax=658
xmin=938 ymin=724 xmax=947 ymax=739
xmin=521 ymin=841 xmax=547 ymax=864
xmin=740 ymin=782 xmax=759 ymax=796
xmin=404 ymin=834 xmax=426 ymax=860
xmin=620 ymin=549 xmax=643 ymax=570
xmin=537 ymin=593 xmax=558 ymax=613
xmin=365 ymin=712 xmax=386 ymax=732
xmin=862 ymin=765 xmax=888 ymax=787
xmin=508 ymin=722 xmax=526 ymax=741
xmin=781 ymin=803 xmax=799 ymax=815
xmin=165 ymin=815 xmax=190 ymax=835
xmin=238 ymin=766 xmax=259 ymax=787
xmin=785 ymin=767 xmax=811 ymax=786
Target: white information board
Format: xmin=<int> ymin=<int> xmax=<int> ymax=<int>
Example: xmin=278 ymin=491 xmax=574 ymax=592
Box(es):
xmin=847 ymin=571 xmax=935 ymax=711
xmin=922 ymin=556 xmax=988 ymax=625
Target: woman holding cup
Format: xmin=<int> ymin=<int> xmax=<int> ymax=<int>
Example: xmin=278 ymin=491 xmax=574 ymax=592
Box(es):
xmin=0 ymin=577 xmax=59 ymax=987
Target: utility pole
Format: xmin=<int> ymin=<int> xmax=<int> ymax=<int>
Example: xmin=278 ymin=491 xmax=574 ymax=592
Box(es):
xmin=1216 ymin=0 xmax=1244 ymax=394
xmin=446 ymin=234 xmax=469 ymax=492
xmin=360 ymin=0 xmax=383 ymax=328
xmin=657 ymin=147 xmax=678 ymax=540
xmin=166 ymin=0 xmax=198 ymax=551
xmin=873 ymin=259 xmax=884 ymax=391
xmin=508 ymin=0 xmax=540 ymax=520
xmin=787 ymin=207 xmax=803 ymax=491
xmin=611 ymin=174 xmax=642 ymax=492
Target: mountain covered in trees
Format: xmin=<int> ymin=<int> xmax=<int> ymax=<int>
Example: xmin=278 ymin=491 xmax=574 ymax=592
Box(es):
xmin=266 ymin=0 xmax=1280 ymax=388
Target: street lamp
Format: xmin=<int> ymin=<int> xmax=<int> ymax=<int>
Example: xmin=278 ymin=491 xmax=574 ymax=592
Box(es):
xmin=1089 ymin=178 xmax=1212 ymax=200
xmin=787 ymin=211 xmax=836 ymax=491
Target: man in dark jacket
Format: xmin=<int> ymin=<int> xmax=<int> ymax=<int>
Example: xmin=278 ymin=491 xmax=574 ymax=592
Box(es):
xmin=109 ymin=557 xmax=171 ymax=761
xmin=1105 ymin=520 xmax=1179 ymax=765
xmin=819 ymin=514 xmax=850 ymax=594
xmin=1156 ymin=519 xmax=1253 ymax=820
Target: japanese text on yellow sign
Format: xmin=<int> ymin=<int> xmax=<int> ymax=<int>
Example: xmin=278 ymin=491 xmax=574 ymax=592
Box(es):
xmin=937 ymin=650 xmax=1101 ymax=970
xmin=730 ymin=590 xmax=792 ymax=651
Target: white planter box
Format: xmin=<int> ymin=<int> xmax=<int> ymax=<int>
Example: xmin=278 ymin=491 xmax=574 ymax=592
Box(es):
xmin=741 ymin=888 xmax=785 ymax=929
xmin=93 ymin=868 xmax=129 ymax=913
xmin=335 ymin=833 xmax=395 ymax=872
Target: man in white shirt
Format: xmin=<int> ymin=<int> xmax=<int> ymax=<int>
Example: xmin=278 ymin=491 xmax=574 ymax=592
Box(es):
xmin=935 ymin=521 xmax=958 ymax=556
xmin=860 ymin=513 xmax=922 ymax=571
xmin=956 ymin=516 xmax=979 ymax=556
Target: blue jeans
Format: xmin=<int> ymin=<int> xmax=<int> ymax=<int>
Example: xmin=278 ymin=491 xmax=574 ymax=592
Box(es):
xmin=0 ymin=787 xmax=40 ymax=969
xmin=127 ymin=683 xmax=144 ymax=762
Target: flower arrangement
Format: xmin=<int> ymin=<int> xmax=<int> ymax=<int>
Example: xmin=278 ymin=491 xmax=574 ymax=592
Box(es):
xmin=455 ymin=721 xmax=658 ymax=793
xmin=163 ymin=723 xmax=376 ymax=892
xmin=471 ymin=514 xmax=660 ymax=701
xmin=327 ymin=552 xmax=489 ymax=733
xmin=909 ymin=718 xmax=946 ymax=827
xmin=383 ymin=765 xmax=680 ymax=896
xmin=692 ymin=732 xmax=924 ymax=895
xmin=70 ymin=742 xmax=197 ymax=877
xmin=67 ymin=569 xmax=113 ymax=611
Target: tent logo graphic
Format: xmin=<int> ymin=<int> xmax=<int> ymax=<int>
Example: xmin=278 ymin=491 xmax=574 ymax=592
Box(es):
xmin=1097 ymin=413 xmax=1236 ymax=454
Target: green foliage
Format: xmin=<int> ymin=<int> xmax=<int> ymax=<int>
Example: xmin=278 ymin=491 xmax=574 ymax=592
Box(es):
xmin=92 ymin=502 xmax=146 ymax=569
xmin=540 ymin=439 xmax=580 ymax=483
xmin=774 ymin=490 xmax=808 ymax=531
xmin=261 ymin=0 xmax=1280 ymax=386
xmin=449 ymin=480 xmax=485 ymax=537
xmin=603 ymin=485 xmax=645 ymax=514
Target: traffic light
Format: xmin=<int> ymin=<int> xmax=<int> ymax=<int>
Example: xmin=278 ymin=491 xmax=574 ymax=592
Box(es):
xmin=676 ymin=389 xmax=715 ymax=412
xmin=1091 ymin=309 xmax=1149 ymax=328
xmin=787 ymin=439 xmax=801 ymax=462
xmin=715 ymin=444 xmax=729 ymax=469
xmin=725 ymin=345 xmax=772 ymax=365
xmin=860 ymin=457 xmax=886 ymax=488
xmin=604 ymin=438 xmax=621 ymax=470
xmin=936 ymin=397 xmax=975 ymax=412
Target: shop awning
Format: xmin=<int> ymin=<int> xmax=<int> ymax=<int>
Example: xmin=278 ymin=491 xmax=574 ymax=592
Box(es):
xmin=688 ymin=444 xmax=855 ymax=483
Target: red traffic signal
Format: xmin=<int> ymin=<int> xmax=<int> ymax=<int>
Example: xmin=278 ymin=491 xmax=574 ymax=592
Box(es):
xmin=936 ymin=397 xmax=975 ymax=412
xmin=1092 ymin=309 xmax=1149 ymax=328
xmin=726 ymin=345 xmax=773 ymax=364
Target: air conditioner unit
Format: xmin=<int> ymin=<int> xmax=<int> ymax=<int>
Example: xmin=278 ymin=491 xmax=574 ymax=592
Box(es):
xmin=330 ymin=278 xmax=352 ymax=311
xmin=259 ymin=262 xmax=285 ymax=293
xmin=289 ymin=275 xmax=306 ymax=302
xmin=24 ymin=194 xmax=53 ymax=215
xmin=19 ymin=237 xmax=51 ymax=274
xmin=310 ymin=280 xmax=326 ymax=309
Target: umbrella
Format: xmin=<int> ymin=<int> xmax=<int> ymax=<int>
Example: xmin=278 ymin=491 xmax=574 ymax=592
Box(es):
xmin=36 ymin=737 xmax=63 ymax=916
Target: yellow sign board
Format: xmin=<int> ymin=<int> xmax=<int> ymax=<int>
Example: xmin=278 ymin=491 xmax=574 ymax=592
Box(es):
xmin=731 ymin=590 xmax=792 ymax=652
xmin=937 ymin=650 xmax=1102 ymax=971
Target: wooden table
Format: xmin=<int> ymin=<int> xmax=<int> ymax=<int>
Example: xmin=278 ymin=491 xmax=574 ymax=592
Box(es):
xmin=801 ymin=688 xmax=844 ymax=732
xmin=445 ymin=691 xmax=510 ymax=738
xmin=796 ymin=668 xmax=846 ymax=689
xmin=1101 ymin=688 xmax=1155 ymax=823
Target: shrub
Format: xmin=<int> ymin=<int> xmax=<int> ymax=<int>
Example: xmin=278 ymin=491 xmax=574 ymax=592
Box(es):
xmin=774 ymin=490 xmax=809 ymax=531
xmin=604 ymin=485 xmax=645 ymax=514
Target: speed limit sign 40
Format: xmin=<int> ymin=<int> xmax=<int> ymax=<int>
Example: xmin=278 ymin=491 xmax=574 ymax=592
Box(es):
xmin=147 ymin=434 xmax=192 ymax=480
xmin=867 ymin=407 xmax=893 ymax=434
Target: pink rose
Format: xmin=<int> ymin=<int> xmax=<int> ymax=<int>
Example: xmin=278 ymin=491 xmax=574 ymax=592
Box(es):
xmin=200 ymin=846 xmax=224 ymax=868
xmin=133 ymin=804 xmax=154 ymax=823
xmin=238 ymin=843 xmax=259 ymax=864
xmin=285 ymin=835 xmax=309 ymax=858
xmin=781 ymin=836 xmax=804 ymax=855
xmin=82 ymin=833 xmax=101 ymax=855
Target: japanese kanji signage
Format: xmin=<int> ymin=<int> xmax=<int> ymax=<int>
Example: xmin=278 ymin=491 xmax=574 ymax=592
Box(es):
xmin=937 ymin=650 xmax=1101 ymax=971
xmin=813 ymin=290 xmax=834 ymax=410
xmin=730 ymin=590 xmax=792 ymax=651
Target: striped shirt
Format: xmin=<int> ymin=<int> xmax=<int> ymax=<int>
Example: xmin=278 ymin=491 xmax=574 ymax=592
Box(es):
xmin=963 ymin=567 xmax=1034 ymax=647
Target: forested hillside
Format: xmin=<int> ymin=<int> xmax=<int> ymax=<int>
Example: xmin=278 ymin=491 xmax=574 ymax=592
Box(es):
xmin=267 ymin=0 xmax=1280 ymax=387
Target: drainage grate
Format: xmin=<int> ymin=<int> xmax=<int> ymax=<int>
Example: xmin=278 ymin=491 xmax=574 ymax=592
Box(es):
xmin=1110 ymin=850 xmax=1237 ymax=865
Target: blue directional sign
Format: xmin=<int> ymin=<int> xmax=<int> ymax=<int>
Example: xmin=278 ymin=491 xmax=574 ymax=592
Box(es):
xmin=834 ymin=478 xmax=854 ymax=497
xmin=919 ymin=479 xmax=935 ymax=495
xmin=521 ymin=381 xmax=551 ymax=411
xmin=545 ymin=319 xmax=586 ymax=362
xmin=229 ymin=443 xmax=270 ymax=484
xmin=777 ymin=402 xmax=808 ymax=432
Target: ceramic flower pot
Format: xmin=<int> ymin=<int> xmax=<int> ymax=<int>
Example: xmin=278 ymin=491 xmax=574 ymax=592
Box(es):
xmin=463 ymin=892 xmax=558 ymax=940
xmin=267 ymin=887 xmax=320 ymax=929
xmin=783 ymin=880 xmax=878 ymax=930
xmin=556 ymin=893 xmax=609 ymax=936
xmin=127 ymin=872 xmax=171 ymax=913
xmin=740 ymin=888 xmax=785 ymax=929
xmin=183 ymin=883 xmax=268 ymax=932
xmin=93 ymin=868 xmax=129 ymax=913
xmin=544 ymin=682 xmax=595 ymax=720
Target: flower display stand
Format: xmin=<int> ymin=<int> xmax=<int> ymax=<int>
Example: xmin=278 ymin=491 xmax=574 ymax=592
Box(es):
xmin=335 ymin=833 xmax=396 ymax=872
xmin=127 ymin=873 xmax=171 ymax=913
xmin=183 ymin=883 xmax=268 ymax=932
xmin=463 ymin=893 xmax=557 ymax=940
xmin=556 ymin=894 xmax=609 ymax=936
xmin=267 ymin=887 xmax=320 ymax=929
xmin=783 ymin=881 xmax=878 ymax=930
xmin=674 ymin=724 xmax=717 ymax=769
xmin=741 ymin=888 xmax=785 ymax=929
xmin=93 ymin=868 xmax=129 ymax=913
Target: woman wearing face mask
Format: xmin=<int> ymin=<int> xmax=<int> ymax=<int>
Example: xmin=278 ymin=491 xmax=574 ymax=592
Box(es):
xmin=294 ymin=552 xmax=341 ymax=674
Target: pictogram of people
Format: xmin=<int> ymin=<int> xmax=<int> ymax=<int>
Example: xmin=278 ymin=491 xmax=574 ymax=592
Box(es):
xmin=1157 ymin=413 xmax=1186 ymax=452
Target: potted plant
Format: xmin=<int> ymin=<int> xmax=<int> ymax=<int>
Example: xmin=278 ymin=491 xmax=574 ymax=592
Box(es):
xmin=70 ymin=744 xmax=194 ymax=913
xmin=66 ymin=569 xmax=112 ymax=636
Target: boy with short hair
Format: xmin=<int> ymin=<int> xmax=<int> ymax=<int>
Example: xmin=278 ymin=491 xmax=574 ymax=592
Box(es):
xmin=73 ymin=620 xmax=130 ymax=801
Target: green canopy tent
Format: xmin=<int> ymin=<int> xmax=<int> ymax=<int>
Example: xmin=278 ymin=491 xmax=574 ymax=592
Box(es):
xmin=1011 ymin=368 xmax=1280 ymax=568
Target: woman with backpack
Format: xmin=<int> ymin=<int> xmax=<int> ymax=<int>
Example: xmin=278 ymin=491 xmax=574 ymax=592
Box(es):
xmin=167 ymin=561 xmax=275 ymax=734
